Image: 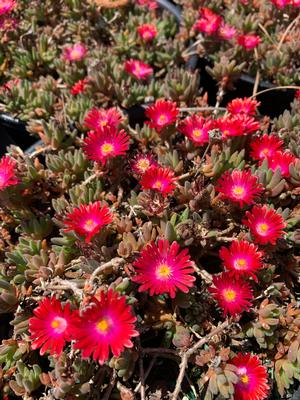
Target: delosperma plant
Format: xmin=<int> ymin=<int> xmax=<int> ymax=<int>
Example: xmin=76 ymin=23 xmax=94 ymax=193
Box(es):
xmin=0 ymin=1 xmax=300 ymax=400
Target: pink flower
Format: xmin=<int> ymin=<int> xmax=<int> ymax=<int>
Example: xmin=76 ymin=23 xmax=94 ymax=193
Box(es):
xmin=137 ymin=24 xmax=157 ymax=42
xmin=136 ymin=0 xmax=158 ymax=9
xmin=215 ymin=114 xmax=259 ymax=139
xmin=140 ymin=165 xmax=177 ymax=196
xmin=234 ymin=114 xmax=260 ymax=134
xmin=29 ymin=297 xmax=79 ymax=356
xmin=231 ymin=353 xmax=269 ymax=400
xmin=145 ymin=100 xmax=179 ymax=132
xmin=133 ymin=239 xmax=195 ymax=298
xmin=227 ymin=97 xmax=260 ymax=115
xmin=237 ymin=34 xmax=261 ymax=50
xmin=219 ymin=240 xmax=264 ymax=281
xmin=267 ymin=151 xmax=297 ymax=177
xmin=0 ymin=15 xmax=17 ymax=30
xmin=295 ymin=89 xmax=300 ymax=100
xmin=70 ymin=78 xmax=88 ymax=95
xmin=83 ymin=127 xmax=130 ymax=165
xmin=131 ymin=153 xmax=157 ymax=175
xmin=194 ymin=8 xmax=222 ymax=35
xmin=0 ymin=156 xmax=18 ymax=191
xmin=84 ymin=107 xmax=123 ymax=131
xmin=71 ymin=289 xmax=139 ymax=365
xmin=0 ymin=0 xmax=16 ymax=16
xmin=178 ymin=115 xmax=212 ymax=145
xmin=64 ymin=201 xmax=113 ymax=243
xmin=250 ymin=134 xmax=284 ymax=161
xmin=243 ymin=205 xmax=287 ymax=245
xmin=271 ymin=0 xmax=290 ymax=7
xmin=124 ymin=59 xmax=153 ymax=80
xmin=216 ymin=169 xmax=263 ymax=207
xmin=64 ymin=43 xmax=87 ymax=62
xmin=219 ymin=23 xmax=237 ymax=40
xmin=208 ymin=272 xmax=253 ymax=316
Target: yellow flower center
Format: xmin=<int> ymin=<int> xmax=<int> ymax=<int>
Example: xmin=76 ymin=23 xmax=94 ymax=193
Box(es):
xmin=257 ymin=222 xmax=269 ymax=235
xmin=193 ymin=129 xmax=203 ymax=138
xmin=84 ymin=219 xmax=98 ymax=232
xmin=101 ymin=143 xmax=114 ymax=155
xmin=223 ymin=289 xmax=237 ymax=302
xmin=235 ymin=258 xmax=247 ymax=270
xmin=223 ymin=129 xmax=230 ymax=136
xmin=232 ymin=186 xmax=245 ymax=197
xmin=137 ymin=159 xmax=150 ymax=172
xmin=70 ymin=49 xmax=81 ymax=59
xmin=241 ymin=374 xmax=249 ymax=384
xmin=97 ymin=318 xmax=110 ymax=333
xmin=262 ymin=148 xmax=269 ymax=156
xmin=51 ymin=317 xmax=67 ymax=334
xmin=158 ymin=114 xmax=167 ymax=124
xmin=156 ymin=263 xmax=172 ymax=279
xmin=100 ymin=120 xmax=108 ymax=127
xmin=153 ymin=180 xmax=163 ymax=189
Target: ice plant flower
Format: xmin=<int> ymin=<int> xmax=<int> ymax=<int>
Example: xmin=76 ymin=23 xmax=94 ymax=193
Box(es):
xmin=235 ymin=114 xmax=260 ymax=135
xmin=227 ymin=98 xmax=260 ymax=116
xmin=215 ymin=116 xmax=244 ymax=138
xmin=231 ymin=353 xmax=269 ymax=400
xmin=267 ymin=151 xmax=297 ymax=177
xmin=84 ymin=107 xmax=123 ymax=131
xmin=237 ymin=34 xmax=261 ymax=50
xmin=178 ymin=115 xmax=212 ymax=145
xmin=0 ymin=0 xmax=16 ymax=16
xmin=137 ymin=23 xmax=157 ymax=42
xmin=131 ymin=153 xmax=156 ymax=175
xmin=29 ymin=297 xmax=78 ymax=356
xmin=219 ymin=240 xmax=264 ymax=280
xmin=271 ymin=0 xmax=290 ymax=7
xmin=0 ymin=155 xmax=18 ymax=191
xmin=132 ymin=239 xmax=195 ymax=298
xmin=71 ymin=289 xmax=138 ymax=365
xmin=124 ymin=59 xmax=153 ymax=80
xmin=218 ymin=23 xmax=237 ymax=40
xmin=70 ymin=78 xmax=88 ymax=95
xmin=145 ymin=100 xmax=179 ymax=132
xmin=137 ymin=0 xmax=158 ymax=9
xmin=193 ymin=8 xmax=222 ymax=35
xmin=83 ymin=127 xmax=130 ymax=165
xmin=140 ymin=166 xmax=177 ymax=196
xmin=250 ymin=134 xmax=284 ymax=161
xmin=64 ymin=43 xmax=87 ymax=62
xmin=243 ymin=205 xmax=287 ymax=245
xmin=216 ymin=169 xmax=263 ymax=207
xmin=208 ymin=272 xmax=253 ymax=316
xmin=64 ymin=201 xmax=113 ymax=243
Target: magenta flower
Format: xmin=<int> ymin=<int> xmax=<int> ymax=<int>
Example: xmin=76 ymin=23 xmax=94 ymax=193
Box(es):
xmin=194 ymin=8 xmax=222 ymax=35
xmin=267 ymin=151 xmax=297 ymax=177
xmin=84 ymin=107 xmax=123 ymax=131
xmin=250 ymin=134 xmax=284 ymax=161
xmin=133 ymin=239 xmax=195 ymax=298
xmin=0 ymin=155 xmax=18 ymax=191
xmin=178 ymin=115 xmax=212 ymax=145
xmin=125 ymin=59 xmax=153 ymax=80
xmin=227 ymin=97 xmax=260 ymax=115
xmin=131 ymin=153 xmax=157 ymax=175
xmin=145 ymin=100 xmax=179 ymax=132
xmin=64 ymin=43 xmax=87 ymax=62
xmin=0 ymin=0 xmax=16 ymax=16
xmin=137 ymin=24 xmax=157 ymax=42
xmin=140 ymin=165 xmax=177 ymax=196
xmin=237 ymin=34 xmax=261 ymax=50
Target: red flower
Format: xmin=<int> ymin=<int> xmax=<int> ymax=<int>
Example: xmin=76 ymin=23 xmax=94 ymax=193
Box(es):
xmin=194 ymin=8 xmax=222 ymax=35
xmin=0 ymin=0 xmax=16 ymax=16
xmin=267 ymin=151 xmax=297 ymax=177
xmin=83 ymin=127 xmax=130 ymax=165
xmin=250 ymin=134 xmax=284 ymax=161
xmin=271 ymin=0 xmax=290 ymax=7
xmin=215 ymin=116 xmax=244 ymax=138
xmin=131 ymin=153 xmax=157 ymax=175
xmin=84 ymin=107 xmax=123 ymax=131
xmin=64 ymin=43 xmax=87 ymax=62
xmin=178 ymin=115 xmax=212 ymax=145
xmin=216 ymin=169 xmax=263 ymax=207
xmin=29 ymin=297 xmax=78 ymax=356
xmin=136 ymin=0 xmax=158 ymax=8
xmin=124 ymin=59 xmax=153 ymax=80
xmin=237 ymin=34 xmax=261 ymax=50
xmin=70 ymin=78 xmax=88 ymax=95
xmin=0 ymin=156 xmax=18 ymax=191
xmin=231 ymin=353 xmax=269 ymax=400
xmin=145 ymin=100 xmax=179 ymax=132
xmin=243 ymin=205 xmax=287 ymax=245
xmin=208 ymin=272 xmax=253 ymax=316
xmin=219 ymin=23 xmax=237 ymax=40
xmin=219 ymin=240 xmax=264 ymax=281
xmin=227 ymin=97 xmax=260 ymax=115
xmin=133 ymin=239 xmax=195 ymax=298
xmin=64 ymin=201 xmax=113 ymax=243
xmin=71 ymin=289 xmax=138 ymax=365
xmin=137 ymin=24 xmax=157 ymax=42
xmin=234 ymin=114 xmax=260 ymax=134
xmin=295 ymin=89 xmax=300 ymax=100
xmin=140 ymin=165 xmax=177 ymax=196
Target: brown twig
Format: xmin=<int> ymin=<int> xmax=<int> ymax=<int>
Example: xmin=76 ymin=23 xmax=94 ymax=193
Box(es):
xmin=89 ymin=257 xmax=125 ymax=284
xmin=249 ymin=85 xmax=300 ymax=99
xmin=171 ymin=319 xmax=230 ymax=400
xmin=179 ymin=106 xmax=226 ymax=113
xmin=134 ymin=356 xmax=157 ymax=393
xmin=42 ymin=278 xmax=83 ymax=298
xmin=139 ymin=353 xmax=146 ymax=400
xmin=29 ymin=145 xmax=52 ymax=159
xmin=277 ymin=14 xmax=300 ymax=52
xmin=103 ymin=370 xmax=117 ymax=400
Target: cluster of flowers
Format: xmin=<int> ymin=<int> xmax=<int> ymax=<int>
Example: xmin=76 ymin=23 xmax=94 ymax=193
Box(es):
xmin=193 ymin=7 xmax=261 ymax=50
xmin=271 ymin=0 xmax=300 ymax=7
xmin=0 ymin=0 xmax=17 ymax=31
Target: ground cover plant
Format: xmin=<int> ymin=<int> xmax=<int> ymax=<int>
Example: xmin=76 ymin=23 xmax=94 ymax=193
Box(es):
xmin=0 ymin=1 xmax=300 ymax=400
